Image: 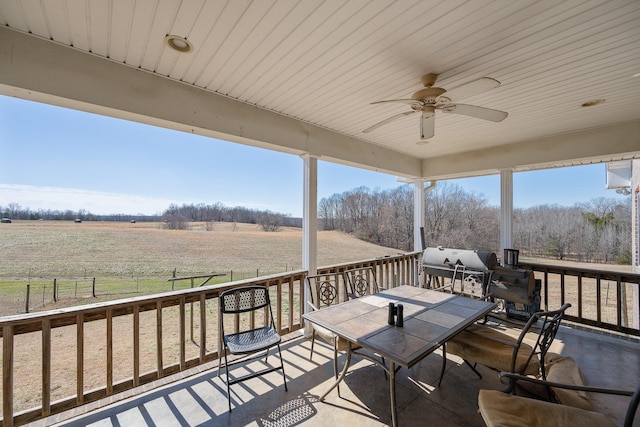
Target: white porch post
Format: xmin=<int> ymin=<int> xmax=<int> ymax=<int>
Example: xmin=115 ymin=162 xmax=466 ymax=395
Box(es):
xmin=302 ymin=154 xmax=318 ymax=335
xmin=413 ymin=181 xmax=426 ymax=252
xmin=500 ymin=169 xmax=514 ymax=265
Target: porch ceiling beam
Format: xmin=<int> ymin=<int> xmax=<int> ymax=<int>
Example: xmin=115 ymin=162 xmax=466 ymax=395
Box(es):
xmin=421 ymin=121 xmax=640 ymax=180
xmin=0 ymin=27 xmax=421 ymax=179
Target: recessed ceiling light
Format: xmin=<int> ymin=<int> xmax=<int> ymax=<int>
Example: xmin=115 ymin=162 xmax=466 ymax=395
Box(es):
xmin=581 ymin=99 xmax=605 ymax=107
xmin=164 ymin=35 xmax=193 ymax=53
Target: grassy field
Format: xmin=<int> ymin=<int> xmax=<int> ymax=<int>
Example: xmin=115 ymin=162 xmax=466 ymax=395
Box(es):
xmin=0 ymin=219 xmax=402 ymax=413
xmin=0 ymin=219 xmax=401 ymax=314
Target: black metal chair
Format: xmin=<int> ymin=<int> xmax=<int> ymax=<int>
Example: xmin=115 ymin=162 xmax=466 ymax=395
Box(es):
xmin=306 ymin=273 xmax=357 ymax=396
xmin=439 ymin=303 xmax=571 ymax=388
xmin=218 ymin=286 xmax=287 ymax=411
xmin=306 ymin=273 xmax=387 ymax=390
xmin=343 ymin=266 xmax=382 ymax=299
xmin=479 ymin=373 xmax=640 ymax=427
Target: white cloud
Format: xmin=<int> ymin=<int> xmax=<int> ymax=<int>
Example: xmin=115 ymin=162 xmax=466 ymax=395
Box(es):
xmin=0 ymin=184 xmax=179 ymax=215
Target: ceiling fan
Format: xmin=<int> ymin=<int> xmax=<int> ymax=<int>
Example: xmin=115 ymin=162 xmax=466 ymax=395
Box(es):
xmin=362 ymin=73 xmax=508 ymax=140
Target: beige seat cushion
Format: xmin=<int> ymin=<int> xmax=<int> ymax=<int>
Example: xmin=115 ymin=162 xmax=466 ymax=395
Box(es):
xmin=447 ymin=324 xmax=540 ymax=375
xmin=545 ymin=352 xmax=594 ymax=411
xmin=478 ymin=389 xmax=615 ymax=427
xmin=312 ymin=324 xmax=361 ymax=351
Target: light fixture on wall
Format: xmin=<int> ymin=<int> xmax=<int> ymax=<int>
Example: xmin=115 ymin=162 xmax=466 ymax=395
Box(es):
xmin=164 ymin=35 xmax=193 ymax=53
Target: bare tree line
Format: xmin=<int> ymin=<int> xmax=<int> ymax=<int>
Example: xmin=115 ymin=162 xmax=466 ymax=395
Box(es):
xmin=2 ymin=184 xmax=631 ymax=264
xmin=0 ymin=203 xmax=156 ymax=222
xmin=319 ymin=183 xmax=632 ymax=264
xmin=1 ymin=201 xmax=301 ymax=231
xmin=161 ymin=203 xmax=300 ymax=231
xmin=514 ymin=198 xmax=632 ymax=263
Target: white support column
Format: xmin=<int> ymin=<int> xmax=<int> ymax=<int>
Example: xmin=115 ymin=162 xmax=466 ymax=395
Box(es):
xmin=500 ymin=169 xmax=514 ymax=265
xmin=413 ymin=181 xmax=426 ymax=252
xmin=302 ymin=154 xmax=318 ymax=335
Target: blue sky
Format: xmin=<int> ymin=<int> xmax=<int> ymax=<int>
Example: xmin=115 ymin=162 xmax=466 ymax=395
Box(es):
xmin=0 ymin=95 xmax=628 ymax=217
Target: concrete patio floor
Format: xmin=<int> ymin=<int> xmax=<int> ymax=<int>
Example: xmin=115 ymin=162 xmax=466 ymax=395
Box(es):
xmin=30 ymin=323 xmax=639 ymax=427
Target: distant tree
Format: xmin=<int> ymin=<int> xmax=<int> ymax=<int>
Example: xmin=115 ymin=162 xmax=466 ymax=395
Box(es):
xmin=162 ymin=206 xmax=189 ymax=230
xmin=259 ymin=211 xmax=284 ymax=232
xmin=544 ymin=235 xmax=566 ymax=259
xmin=6 ymin=202 xmax=21 ymax=218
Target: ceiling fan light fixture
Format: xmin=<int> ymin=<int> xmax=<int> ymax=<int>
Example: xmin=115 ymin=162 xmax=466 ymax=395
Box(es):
xmin=164 ymin=35 xmax=193 ymax=53
xmin=422 ymin=106 xmax=436 ymax=117
xmin=581 ymin=99 xmax=605 ymax=107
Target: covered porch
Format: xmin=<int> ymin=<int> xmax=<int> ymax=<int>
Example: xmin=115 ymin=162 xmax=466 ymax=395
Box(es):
xmin=28 ymin=323 xmax=639 ymax=427
xmin=1 ymin=2 xmax=640 ymax=426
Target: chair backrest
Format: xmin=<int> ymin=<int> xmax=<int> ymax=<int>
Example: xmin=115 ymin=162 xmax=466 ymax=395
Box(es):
xmin=344 ymin=267 xmax=380 ymax=298
xmin=516 ymin=303 xmax=571 ymax=378
xmin=306 ymin=273 xmax=342 ymax=311
xmin=624 ymin=384 xmax=640 ymax=427
xmin=220 ymin=286 xmax=271 ymax=314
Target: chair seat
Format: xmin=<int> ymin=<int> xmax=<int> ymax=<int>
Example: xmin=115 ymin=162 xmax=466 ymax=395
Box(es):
xmin=478 ymin=389 xmax=616 ymax=427
xmin=224 ymin=326 xmax=281 ymax=354
xmin=313 ymin=324 xmax=362 ymax=351
xmin=447 ymin=324 xmax=540 ymax=375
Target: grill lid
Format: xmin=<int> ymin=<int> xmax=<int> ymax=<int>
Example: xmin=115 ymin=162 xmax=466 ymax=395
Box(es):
xmin=422 ymin=247 xmax=497 ymax=272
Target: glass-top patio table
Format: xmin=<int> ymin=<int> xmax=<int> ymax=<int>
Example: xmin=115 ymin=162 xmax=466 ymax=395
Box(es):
xmin=303 ymin=285 xmax=496 ymax=427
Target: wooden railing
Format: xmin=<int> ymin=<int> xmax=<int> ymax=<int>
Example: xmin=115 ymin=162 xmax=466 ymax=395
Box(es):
xmin=5 ymin=252 xmax=635 ymax=426
xmin=520 ymin=261 xmax=640 ymax=336
xmin=317 ymin=251 xmax=422 ymax=300
xmin=0 ymin=253 xmax=420 ymax=427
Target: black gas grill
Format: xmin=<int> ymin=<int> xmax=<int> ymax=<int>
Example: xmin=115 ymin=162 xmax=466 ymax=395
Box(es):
xmin=420 ymin=247 xmax=497 ymax=298
xmin=420 ymin=246 xmax=540 ymax=318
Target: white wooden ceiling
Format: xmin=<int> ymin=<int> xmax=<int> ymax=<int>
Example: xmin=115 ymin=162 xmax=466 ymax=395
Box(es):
xmin=0 ymin=0 xmax=639 ymax=180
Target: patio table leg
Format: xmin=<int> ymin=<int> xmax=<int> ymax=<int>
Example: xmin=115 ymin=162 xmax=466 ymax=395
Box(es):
xmin=320 ymin=341 xmax=353 ymax=401
xmin=389 ymin=361 xmax=397 ymax=427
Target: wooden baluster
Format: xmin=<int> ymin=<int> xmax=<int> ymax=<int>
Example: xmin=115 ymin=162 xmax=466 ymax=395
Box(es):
xmin=596 ymin=273 xmax=602 ymax=323
xmin=277 ymin=280 xmax=283 ymax=332
xmin=544 ymin=270 xmax=549 ymax=311
xmin=42 ymin=319 xmax=51 ymax=417
xmin=3 ymin=325 xmax=14 ymax=427
xmin=133 ymin=305 xmax=140 ymax=387
xmin=106 ymin=308 xmax=113 ymax=396
xmin=77 ymin=313 xmax=84 ymax=405
xmin=560 ymin=271 xmax=566 ymax=307
xmin=288 ymin=277 xmax=294 ymax=331
xmin=199 ymin=294 xmax=206 ymax=363
xmin=180 ymin=296 xmax=186 ymax=371
xmin=577 ymin=275 xmax=583 ymax=320
xmin=616 ymin=276 xmax=623 ymax=329
xmin=156 ymin=300 xmax=163 ymax=378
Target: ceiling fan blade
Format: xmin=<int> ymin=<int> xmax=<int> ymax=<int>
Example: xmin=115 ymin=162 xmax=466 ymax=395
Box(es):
xmin=443 ymin=77 xmax=501 ymax=102
xmin=371 ymin=99 xmax=422 ymax=106
xmin=420 ymin=114 xmax=435 ymax=140
xmin=442 ymin=103 xmax=508 ymax=122
xmin=363 ymin=110 xmax=417 ymax=133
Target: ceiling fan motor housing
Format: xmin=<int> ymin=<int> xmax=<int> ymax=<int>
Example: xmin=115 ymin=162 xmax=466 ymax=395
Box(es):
xmin=411 ymin=87 xmax=446 ymax=103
